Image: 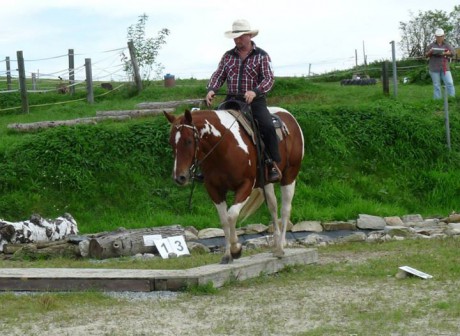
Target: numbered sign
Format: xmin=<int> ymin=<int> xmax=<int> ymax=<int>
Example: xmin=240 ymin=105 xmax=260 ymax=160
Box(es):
xmin=143 ymin=234 xmax=162 ymax=247
xmin=152 ymin=235 xmax=190 ymax=259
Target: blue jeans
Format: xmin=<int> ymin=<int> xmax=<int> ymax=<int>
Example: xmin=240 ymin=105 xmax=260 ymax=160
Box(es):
xmin=429 ymin=70 xmax=455 ymax=99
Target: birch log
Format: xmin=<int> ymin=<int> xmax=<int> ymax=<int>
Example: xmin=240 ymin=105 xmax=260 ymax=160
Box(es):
xmin=0 ymin=213 xmax=78 ymax=252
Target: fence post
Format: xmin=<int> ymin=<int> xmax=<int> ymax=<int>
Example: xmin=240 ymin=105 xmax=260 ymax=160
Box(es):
xmin=382 ymin=62 xmax=389 ymax=96
xmin=127 ymin=40 xmax=143 ymax=92
xmin=390 ymin=41 xmax=398 ymax=97
xmin=85 ymin=58 xmax=94 ymax=104
xmin=68 ymin=49 xmax=75 ymax=96
xmin=16 ymin=51 xmax=29 ymax=113
xmin=443 ymin=86 xmax=451 ymax=151
xmin=31 ymin=73 xmax=37 ymax=90
xmin=6 ymin=57 xmax=12 ymax=90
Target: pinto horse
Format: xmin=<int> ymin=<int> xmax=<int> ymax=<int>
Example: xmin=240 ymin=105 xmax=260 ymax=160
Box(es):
xmin=164 ymin=107 xmax=304 ymax=264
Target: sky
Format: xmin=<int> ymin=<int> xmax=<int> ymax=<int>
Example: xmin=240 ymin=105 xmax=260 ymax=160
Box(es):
xmin=0 ymin=0 xmax=458 ymax=82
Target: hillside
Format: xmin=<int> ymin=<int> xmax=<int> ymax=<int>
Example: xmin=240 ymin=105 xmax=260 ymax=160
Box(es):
xmin=0 ymin=77 xmax=459 ymax=233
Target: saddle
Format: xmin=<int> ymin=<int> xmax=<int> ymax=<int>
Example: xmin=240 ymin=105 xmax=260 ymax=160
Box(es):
xmin=217 ymin=99 xmax=288 ymax=144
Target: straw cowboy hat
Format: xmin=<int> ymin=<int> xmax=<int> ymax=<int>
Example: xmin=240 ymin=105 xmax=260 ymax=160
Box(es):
xmin=435 ymin=28 xmax=445 ymax=37
xmin=224 ymin=19 xmax=259 ymax=39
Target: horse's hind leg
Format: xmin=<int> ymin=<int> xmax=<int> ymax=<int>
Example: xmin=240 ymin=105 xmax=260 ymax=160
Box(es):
xmin=279 ymin=181 xmax=296 ymax=250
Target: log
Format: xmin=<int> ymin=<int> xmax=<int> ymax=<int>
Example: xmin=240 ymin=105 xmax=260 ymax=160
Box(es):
xmin=88 ymin=225 xmax=185 ymax=259
xmin=136 ymin=99 xmax=205 ymax=109
xmin=96 ymin=108 xmax=174 ymax=117
xmin=0 ymin=213 xmax=79 ymax=252
xmin=12 ymin=241 xmax=81 ymax=260
xmin=7 ymin=115 xmax=130 ymax=132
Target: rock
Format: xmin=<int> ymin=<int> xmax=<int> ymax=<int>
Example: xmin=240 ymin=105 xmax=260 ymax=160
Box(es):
xmin=402 ymin=214 xmax=424 ymax=223
xmin=357 ymin=214 xmax=386 ymax=230
xmin=244 ymin=236 xmax=272 ymax=249
xmin=197 ymin=228 xmax=225 ymax=239
xmin=299 ymin=234 xmax=332 ymax=246
xmin=384 ymin=216 xmax=404 ymax=226
xmin=338 ymin=232 xmax=367 ymax=243
xmin=292 ymin=221 xmax=323 ymax=232
xmin=447 ymin=223 xmax=460 ymax=234
xmin=384 ymin=226 xmax=414 ymax=238
xmin=322 ymin=221 xmax=357 ymax=231
xmin=187 ymin=241 xmax=210 ymax=254
xmin=243 ymin=224 xmax=268 ymax=234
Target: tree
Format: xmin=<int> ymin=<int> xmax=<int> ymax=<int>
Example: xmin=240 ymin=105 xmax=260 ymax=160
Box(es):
xmin=121 ymin=14 xmax=170 ymax=81
xmin=399 ymin=9 xmax=453 ymax=58
xmin=449 ymin=5 xmax=460 ymax=48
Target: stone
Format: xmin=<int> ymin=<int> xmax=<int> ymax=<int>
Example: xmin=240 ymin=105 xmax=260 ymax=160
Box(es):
xmin=197 ymin=228 xmax=225 ymax=239
xmin=384 ymin=226 xmax=414 ymax=238
xmin=447 ymin=223 xmax=460 ymax=234
xmin=244 ymin=224 xmax=269 ymax=234
xmin=357 ymin=214 xmax=386 ymax=230
xmin=300 ymin=234 xmax=332 ymax=246
xmin=322 ymin=220 xmax=357 ymax=231
xmin=384 ymin=216 xmax=404 ymax=226
xmin=187 ymin=241 xmax=210 ymax=254
xmin=402 ymin=214 xmax=424 ymax=223
xmin=338 ymin=232 xmax=367 ymax=243
xmin=292 ymin=221 xmax=323 ymax=232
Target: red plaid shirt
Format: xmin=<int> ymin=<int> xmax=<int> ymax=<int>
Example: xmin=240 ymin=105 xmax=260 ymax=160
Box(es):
xmin=207 ymin=42 xmax=274 ymax=97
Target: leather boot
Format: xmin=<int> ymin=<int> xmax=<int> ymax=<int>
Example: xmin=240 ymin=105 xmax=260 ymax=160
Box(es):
xmin=265 ymin=160 xmax=282 ymax=183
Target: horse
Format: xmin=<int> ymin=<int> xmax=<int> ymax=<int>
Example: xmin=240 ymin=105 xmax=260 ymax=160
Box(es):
xmin=164 ymin=106 xmax=304 ymax=264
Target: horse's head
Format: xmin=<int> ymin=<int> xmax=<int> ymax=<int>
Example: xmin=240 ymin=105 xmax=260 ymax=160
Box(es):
xmin=164 ymin=109 xmax=198 ymax=186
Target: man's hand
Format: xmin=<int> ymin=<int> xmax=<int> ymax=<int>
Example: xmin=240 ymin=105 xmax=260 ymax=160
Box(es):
xmin=244 ymin=90 xmax=256 ymax=104
xmin=206 ymin=90 xmax=215 ymax=106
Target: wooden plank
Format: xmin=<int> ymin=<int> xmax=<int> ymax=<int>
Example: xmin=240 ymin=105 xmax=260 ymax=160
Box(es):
xmin=0 ymin=248 xmax=317 ymax=292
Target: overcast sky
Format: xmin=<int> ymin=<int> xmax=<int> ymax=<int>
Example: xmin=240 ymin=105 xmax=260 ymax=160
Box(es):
xmin=0 ymin=0 xmax=458 ymax=81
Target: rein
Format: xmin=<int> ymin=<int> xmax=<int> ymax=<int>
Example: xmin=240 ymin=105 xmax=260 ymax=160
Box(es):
xmin=174 ymin=114 xmax=238 ymax=211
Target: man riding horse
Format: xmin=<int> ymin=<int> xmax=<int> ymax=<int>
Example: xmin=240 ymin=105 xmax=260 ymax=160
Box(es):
xmin=205 ymin=19 xmax=282 ymax=183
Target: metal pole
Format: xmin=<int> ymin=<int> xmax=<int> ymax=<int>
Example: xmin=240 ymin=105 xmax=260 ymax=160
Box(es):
xmin=443 ymin=85 xmax=451 ymax=151
xmin=390 ymin=41 xmax=398 ymax=97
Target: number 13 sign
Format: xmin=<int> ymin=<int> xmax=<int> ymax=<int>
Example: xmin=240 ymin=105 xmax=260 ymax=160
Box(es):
xmin=143 ymin=235 xmax=190 ymax=259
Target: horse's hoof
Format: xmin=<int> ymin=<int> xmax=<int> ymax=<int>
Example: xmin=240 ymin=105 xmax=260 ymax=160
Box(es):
xmin=220 ymin=255 xmax=233 ymax=264
xmin=231 ymin=246 xmax=243 ymax=260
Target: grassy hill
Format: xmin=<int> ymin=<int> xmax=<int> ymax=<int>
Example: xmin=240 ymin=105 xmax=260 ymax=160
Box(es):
xmin=0 ymin=77 xmax=459 ymax=233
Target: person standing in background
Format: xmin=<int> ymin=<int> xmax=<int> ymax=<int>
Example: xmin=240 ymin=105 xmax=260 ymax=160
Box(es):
xmin=426 ymin=28 xmax=455 ymax=99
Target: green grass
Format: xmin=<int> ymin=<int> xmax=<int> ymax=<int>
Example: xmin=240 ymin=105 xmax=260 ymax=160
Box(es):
xmin=0 ymin=77 xmax=460 ymax=233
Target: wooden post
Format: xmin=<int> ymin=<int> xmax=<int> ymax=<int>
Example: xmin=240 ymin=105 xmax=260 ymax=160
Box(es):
xmin=128 ymin=40 xmax=143 ymax=92
xmin=31 ymin=73 xmax=37 ymax=90
xmin=16 ymin=51 xmax=29 ymax=113
xmin=68 ymin=49 xmax=75 ymax=96
xmin=382 ymin=62 xmax=389 ymax=96
xmin=6 ymin=57 xmax=12 ymax=90
xmin=85 ymin=58 xmax=94 ymax=104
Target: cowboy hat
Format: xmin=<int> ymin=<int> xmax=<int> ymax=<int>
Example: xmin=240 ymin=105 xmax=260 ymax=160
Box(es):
xmin=435 ymin=28 xmax=445 ymax=37
xmin=224 ymin=19 xmax=259 ymax=39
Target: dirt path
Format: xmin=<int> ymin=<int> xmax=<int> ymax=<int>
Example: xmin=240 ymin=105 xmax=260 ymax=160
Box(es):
xmin=4 ymin=248 xmax=458 ymax=336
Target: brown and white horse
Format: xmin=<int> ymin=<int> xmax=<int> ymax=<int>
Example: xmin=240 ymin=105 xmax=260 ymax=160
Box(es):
xmin=164 ymin=107 xmax=304 ymax=264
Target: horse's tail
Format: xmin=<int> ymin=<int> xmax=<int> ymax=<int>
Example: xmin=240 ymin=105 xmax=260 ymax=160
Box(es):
xmin=239 ymin=188 xmax=265 ymax=222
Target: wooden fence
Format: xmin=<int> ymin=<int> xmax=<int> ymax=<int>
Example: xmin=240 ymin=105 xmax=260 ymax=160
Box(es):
xmin=4 ymin=42 xmax=141 ymax=114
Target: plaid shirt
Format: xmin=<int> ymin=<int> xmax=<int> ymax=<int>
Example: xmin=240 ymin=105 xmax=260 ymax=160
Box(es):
xmin=207 ymin=42 xmax=274 ymax=97
xmin=426 ymin=41 xmax=454 ymax=73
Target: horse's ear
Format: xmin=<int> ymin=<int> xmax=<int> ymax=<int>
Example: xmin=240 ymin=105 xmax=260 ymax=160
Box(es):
xmin=163 ymin=111 xmax=176 ymax=124
xmin=184 ymin=109 xmax=193 ymax=125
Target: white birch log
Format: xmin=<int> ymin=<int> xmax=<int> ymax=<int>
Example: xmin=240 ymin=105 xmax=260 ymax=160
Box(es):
xmin=0 ymin=213 xmax=78 ymax=252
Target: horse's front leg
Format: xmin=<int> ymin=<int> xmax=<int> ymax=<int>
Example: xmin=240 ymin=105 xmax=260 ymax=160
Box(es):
xmin=215 ymin=201 xmax=243 ymax=264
